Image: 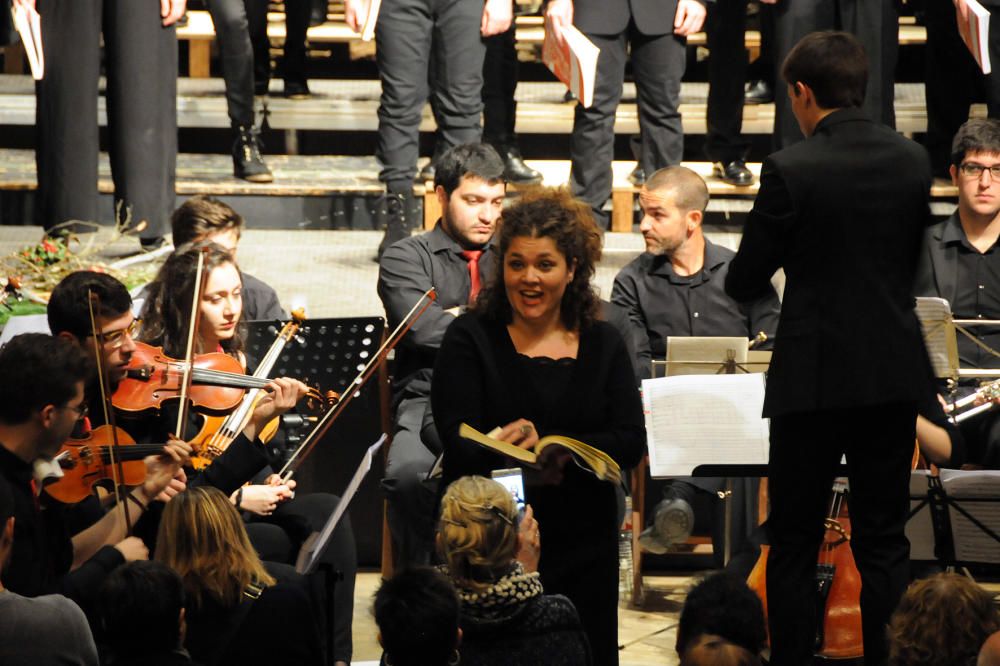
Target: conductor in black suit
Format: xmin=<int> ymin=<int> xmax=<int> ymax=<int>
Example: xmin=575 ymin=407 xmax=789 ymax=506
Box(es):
xmin=544 ymin=0 xmax=707 ymax=228
xmin=725 ymin=32 xmax=933 ymax=665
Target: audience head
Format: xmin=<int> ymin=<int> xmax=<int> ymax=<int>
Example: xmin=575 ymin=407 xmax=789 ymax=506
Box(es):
xmin=676 ymin=572 xmax=767 ymax=659
xmin=0 ymin=478 xmax=14 ymax=574
xmin=437 ymin=475 xmax=520 ymax=591
xmin=155 ymin=486 xmax=275 ymax=608
xmin=374 ymin=567 xmax=461 ymax=666
xmin=0 ymin=334 xmax=91 ymax=458
xmin=171 ymin=195 xmax=245 ymax=254
xmin=680 ymin=635 xmax=762 ymax=666
xmin=98 ymin=561 xmax=186 ymax=658
xmin=139 ymin=242 xmax=243 ymax=358
xmin=888 ymin=572 xmax=1000 ymax=666
xmin=950 ymin=119 xmax=1000 ymax=221
xmin=477 ymin=187 xmax=602 ymax=331
xmin=782 ymin=31 xmax=868 ymax=135
xmin=979 ymin=631 xmax=1000 ymax=666
xmin=433 ymin=143 xmax=506 ymax=251
xmin=640 ymin=166 xmax=710 ymax=257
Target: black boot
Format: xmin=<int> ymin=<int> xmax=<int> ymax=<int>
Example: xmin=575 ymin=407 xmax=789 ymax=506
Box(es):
xmin=233 ymin=125 xmax=273 ymax=183
xmin=495 ymin=144 xmax=541 ymax=184
xmin=376 ymin=191 xmax=414 ymax=260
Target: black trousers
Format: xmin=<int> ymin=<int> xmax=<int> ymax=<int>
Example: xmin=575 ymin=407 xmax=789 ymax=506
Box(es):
xmin=924 ymin=0 xmax=1000 ymax=177
xmin=772 ymin=0 xmax=898 ymax=149
xmin=35 ymin=0 xmax=176 ymax=239
xmin=571 ymin=24 xmax=686 ymax=227
xmin=765 ymin=402 xmax=915 ymax=666
xmin=375 ymin=0 xmax=485 ymax=192
xmin=705 ymin=0 xmax=750 ymax=164
xmin=248 ymin=0 xmax=311 ymax=91
xmin=482 ymin=23 xmax=518 ymax=148
xmin=245 ymin=492 xmax=358 ymax=664
xmin=203 ymin=0 xmax=255 ymax=127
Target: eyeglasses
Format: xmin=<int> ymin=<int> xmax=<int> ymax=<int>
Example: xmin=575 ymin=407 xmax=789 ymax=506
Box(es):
xmin=87 ymin=318 xmax=141 ymax=349
xmin=63 ymin=401 xmax=88 ymax=419
xmin=959 ymin=163 xmax=1000 ymax=180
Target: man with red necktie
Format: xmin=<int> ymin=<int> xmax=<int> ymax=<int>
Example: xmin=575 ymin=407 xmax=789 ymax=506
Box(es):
xmin=377 ymin=144 xmax=507 ymax=567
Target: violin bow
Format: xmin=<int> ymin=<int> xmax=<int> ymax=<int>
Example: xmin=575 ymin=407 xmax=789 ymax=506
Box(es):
xmin=278 ymin=288 xmax=438 ymax=481
xmin=175 ymin=248 xmax=209 ymax=440
xmin=86 ymin=290 xmax=132 ymax=533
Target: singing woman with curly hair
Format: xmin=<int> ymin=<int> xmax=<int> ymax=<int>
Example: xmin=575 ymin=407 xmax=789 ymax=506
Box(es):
xmin=432 ymin=188 xmax=646 ymax=665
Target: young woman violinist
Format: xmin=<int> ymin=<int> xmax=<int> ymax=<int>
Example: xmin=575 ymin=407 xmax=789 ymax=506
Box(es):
xmin=137 ymin=242 xmax=357 ymax=666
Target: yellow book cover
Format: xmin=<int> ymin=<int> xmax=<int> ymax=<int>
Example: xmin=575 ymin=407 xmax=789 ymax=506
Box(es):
xmin=459 ymin=423 xmax=621 ymax=484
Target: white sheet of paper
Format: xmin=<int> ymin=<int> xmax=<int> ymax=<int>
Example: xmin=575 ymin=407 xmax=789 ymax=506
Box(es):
xmin=641 ymin=373 xmax=769 ymax=478
xmin=941 ymin=469 xmax=1000 ymax=564
xmin=296 ymin=434 xmax=385 ymax=574
xmin=915 ymin=297 xmax=957 ymax=379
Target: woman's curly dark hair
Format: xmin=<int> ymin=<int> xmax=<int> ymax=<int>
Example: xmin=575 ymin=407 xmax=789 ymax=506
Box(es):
xmin=475 ymin=187 xmax=602 ymax=331
xmin=887 ymin=572 xmax=1000 ymax=666
xmin=139 ymin=242 xmax=245 ymax=359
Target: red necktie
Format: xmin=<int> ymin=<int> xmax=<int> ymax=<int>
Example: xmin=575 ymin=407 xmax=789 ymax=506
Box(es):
xmin=461 ymin=250 xmax=483 ymax=305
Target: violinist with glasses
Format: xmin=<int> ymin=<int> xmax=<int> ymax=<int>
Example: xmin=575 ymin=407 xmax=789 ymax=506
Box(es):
xmin=0 ymin=333 xmax=187 ymax=607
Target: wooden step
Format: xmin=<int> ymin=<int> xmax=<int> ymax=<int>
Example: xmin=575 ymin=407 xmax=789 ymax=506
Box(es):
xmin=0 ymin=149 xmax=958 ymax=234
xmin=0 ymin=75 xmax=963 ymax=137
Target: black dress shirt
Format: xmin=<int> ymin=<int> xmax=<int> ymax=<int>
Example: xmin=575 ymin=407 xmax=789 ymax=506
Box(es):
xmin=377 ymin=222 xmax=496 ymax=399
xmin=0 ymin=445 xmax=123 ymax=601
xmin=611 ymin=239 xmax=781 ymax=379
xmin=940 ymin=216 xmax=1000 ymax=369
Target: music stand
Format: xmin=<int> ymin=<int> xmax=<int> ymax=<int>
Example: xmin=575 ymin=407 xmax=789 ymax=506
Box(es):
xmin=907 ymin=469 xmax=1000 ymax=571
xmin=915 ymin=296 xmax=1000 ymax=381
xmin=634 ymin=338 xmax=770 ymax=605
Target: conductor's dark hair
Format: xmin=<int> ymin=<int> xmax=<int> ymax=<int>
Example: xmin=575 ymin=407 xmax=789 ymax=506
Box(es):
xmin=951 ymin=118 xmax=1000 ymax=167
xmin=47 ymin=271 xmax=133 ymax=340
xmin=98 ymin=561 xmax=186 ymax=657
xmin=676 ymin=572 xmax=768 ymax=657
xmin=782 ymin=31 xmax=868 ymax=110
xmin=0 ymin=334 xmax=91 ymax=424
xmin=434 ymin=143 xmax=506 ymax=197
xmin=374 ymin=567 xmax=461 ymax=666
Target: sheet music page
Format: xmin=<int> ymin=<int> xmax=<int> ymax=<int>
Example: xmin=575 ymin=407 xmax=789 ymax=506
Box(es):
xmin=906 ymin=470 xmax=936 ymax=561
xmin=940 ymin=469 xmax=1000 ymax=564
xmin=297 ymin=435 xmax=385 ymax=574
xmin=641 ymin=373 xmax=769 ymax=478
xmin=915 ymin=297 xmax=957 ymax=379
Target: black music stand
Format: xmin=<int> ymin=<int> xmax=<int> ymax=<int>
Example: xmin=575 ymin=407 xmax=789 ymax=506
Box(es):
xmin=245 ymin=316 xmax=386 ymax=397
xmin=908 ymin=471 xmax=1000 ymax=571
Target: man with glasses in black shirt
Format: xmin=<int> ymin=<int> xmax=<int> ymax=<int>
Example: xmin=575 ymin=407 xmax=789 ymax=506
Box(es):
xmin=915 ymin=118 xmax=1000 ymax=468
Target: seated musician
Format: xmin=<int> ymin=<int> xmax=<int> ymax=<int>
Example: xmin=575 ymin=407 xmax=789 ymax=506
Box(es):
xmin=48 ymin=260 xmax=356 ymax=666
xmin=156 ymin=487 xmax=323 ymax=666
xmin=915 ymin=118 xmax=1000 ymax=469
xmin=169 ymin=195 xmax=286 ymax=321
xmin=610 ymin=166 xmax=780 ymax=569
xmin=0 ymin=333 xmax=187 ymax=607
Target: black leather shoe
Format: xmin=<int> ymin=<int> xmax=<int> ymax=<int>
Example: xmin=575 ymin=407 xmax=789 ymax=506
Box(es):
xmin=376 ymin=191 xmax=414 ymax=260
xmin=233 ymin=126 xmax=273 ymax=183
xmin=744 ymin=79 xmax=774 ymax=105
xmin=628 ymin=164 xmax=646 ymax=186
xmin=502 ymin=147 xmax=542 ymax=184
xmin=419 ymin=161 xmax=436 ymax=182
xmin=713 ymin=160 xmax=754 ymax=187
xmin=283 ymin=79 xmax=311 ymax=100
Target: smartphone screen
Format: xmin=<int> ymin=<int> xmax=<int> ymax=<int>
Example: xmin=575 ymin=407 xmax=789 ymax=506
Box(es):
xmin=491 ymin=467 xmax=526 ymax=518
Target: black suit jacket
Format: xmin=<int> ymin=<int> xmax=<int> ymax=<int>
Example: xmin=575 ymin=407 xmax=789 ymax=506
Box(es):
xmin=726 ymin=108 xmax=933 ymax=417
xmin=573 ymin=0 xmax=706 ymax=37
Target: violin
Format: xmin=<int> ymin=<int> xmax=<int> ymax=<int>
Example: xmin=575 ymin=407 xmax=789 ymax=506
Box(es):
xmin=746 ymin=479 xmax=863 ymax=660
xmin=43 ymin=425 xmax=166 ymax=504
xmin=113 ymin=341 xmax=321 ymax=415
